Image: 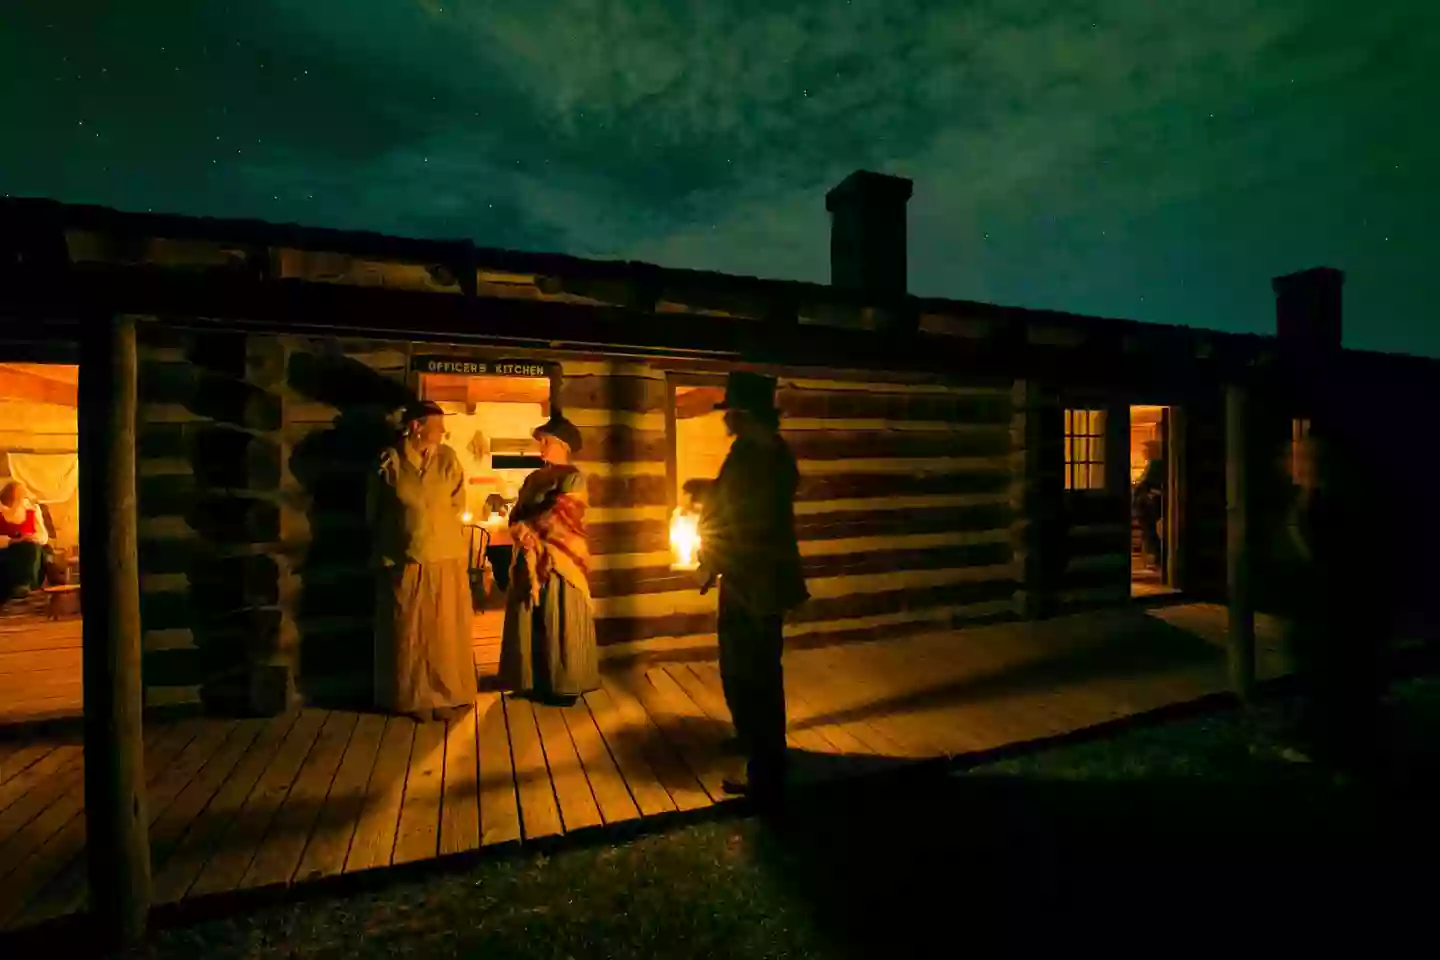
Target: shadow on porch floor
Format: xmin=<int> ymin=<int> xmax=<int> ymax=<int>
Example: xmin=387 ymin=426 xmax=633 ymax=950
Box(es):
xmin=0 ymin=601 xmax=1290 ymax=935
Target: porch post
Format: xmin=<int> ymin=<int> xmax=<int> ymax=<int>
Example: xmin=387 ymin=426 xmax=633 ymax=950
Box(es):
xmin=1224 ymin=381 xmax=1256 ymax=701
xmin=80 ymin=311 xmax=151 ymax=946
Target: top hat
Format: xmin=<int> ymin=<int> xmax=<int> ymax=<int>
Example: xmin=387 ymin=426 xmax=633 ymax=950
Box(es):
xmin=532 ymin=414 xmax=584 ymax=454
xmin=714 ymin=371 xmax=778 ymax=416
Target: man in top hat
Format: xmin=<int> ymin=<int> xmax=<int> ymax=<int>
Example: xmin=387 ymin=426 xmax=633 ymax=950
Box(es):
xmin=698 ymin=371 xmax=809 ymax=804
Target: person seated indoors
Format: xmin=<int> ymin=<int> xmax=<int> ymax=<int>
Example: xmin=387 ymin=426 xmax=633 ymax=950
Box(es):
xmin=0 ymin=481 xmax=51 ymax=600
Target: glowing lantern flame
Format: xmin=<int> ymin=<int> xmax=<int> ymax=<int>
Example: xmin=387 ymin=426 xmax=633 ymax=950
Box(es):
xmin=670 ymin=507 xmax=701 ymax=571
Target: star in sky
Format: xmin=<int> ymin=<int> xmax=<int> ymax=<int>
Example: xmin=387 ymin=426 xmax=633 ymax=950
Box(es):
xmin=1 ymin=1 xmax=1436 ymax=356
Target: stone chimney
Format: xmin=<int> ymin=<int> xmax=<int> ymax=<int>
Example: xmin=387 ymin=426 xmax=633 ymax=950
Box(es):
xmin=1273 ymin=267 xmax=1345 ymax=355
xmin=825 ymin=170 xmax=913 ymax=299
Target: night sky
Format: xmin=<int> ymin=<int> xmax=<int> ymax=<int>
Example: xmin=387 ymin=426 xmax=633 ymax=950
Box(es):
xmin=3 ymin=2 xmax=1436 ymax=356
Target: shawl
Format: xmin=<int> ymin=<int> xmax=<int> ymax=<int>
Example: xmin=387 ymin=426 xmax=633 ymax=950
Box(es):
xmin=510 ymin=467 xmax=592 ymax=606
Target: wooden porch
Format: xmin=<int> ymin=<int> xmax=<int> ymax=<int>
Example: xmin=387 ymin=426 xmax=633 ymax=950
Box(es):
xmin=0 ymin=601 xmax=1288 ymax=933
xmin=0 ymin=598 xmax=82 ymax=726
xmin=0 ymin=606 xmax=505 ymax=728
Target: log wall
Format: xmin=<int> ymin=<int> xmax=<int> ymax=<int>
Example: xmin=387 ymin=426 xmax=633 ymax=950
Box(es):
xmin=277 ymin=337 xmax=414 ymax=704
xmin=129 ymin=330 xmax=1155 ymax=709
xmin=133 ymin=319 xmax=288 ymax=713
xmin=1055 ymin=395 xmax=1132 ymax=612
xmin=581 ymin=370 xmax=1021 ymax=651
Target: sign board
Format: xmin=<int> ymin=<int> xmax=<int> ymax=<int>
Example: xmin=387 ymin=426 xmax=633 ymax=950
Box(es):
xmin=412 ymin=356 xmax=549 ymax=378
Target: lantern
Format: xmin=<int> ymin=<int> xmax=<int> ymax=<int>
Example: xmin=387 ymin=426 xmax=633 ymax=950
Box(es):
xmin=669 ymin=506 xmax=701 ymax=571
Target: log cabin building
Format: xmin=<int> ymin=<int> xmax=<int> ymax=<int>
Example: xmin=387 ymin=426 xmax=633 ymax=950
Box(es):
xmin=1 ymin=170 xmax=1436 ymax=720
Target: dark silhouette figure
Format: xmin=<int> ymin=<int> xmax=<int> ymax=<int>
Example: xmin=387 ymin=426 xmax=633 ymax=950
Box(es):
xmin=698 ymin=372 xmax=810 ymax=805
xmin=287 ymin=350 xmax=417 ymax=708
xmin=1275 ymin=425 xmax=1388 ymax=773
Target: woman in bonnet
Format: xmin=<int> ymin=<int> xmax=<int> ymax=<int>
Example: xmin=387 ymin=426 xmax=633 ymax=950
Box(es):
xmin=498 ymin=413 xmax=599 ymax=704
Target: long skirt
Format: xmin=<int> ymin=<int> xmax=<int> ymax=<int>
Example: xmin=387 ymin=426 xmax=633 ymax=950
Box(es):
xmin=375 ymin=559 xmax=478 ymax=716
xmin=499 ymin=575 xmax=599 ymax=698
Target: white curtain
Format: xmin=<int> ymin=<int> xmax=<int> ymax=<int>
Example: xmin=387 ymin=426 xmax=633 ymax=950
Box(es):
xmin=7 ymin=452 xmax=79 ymax=503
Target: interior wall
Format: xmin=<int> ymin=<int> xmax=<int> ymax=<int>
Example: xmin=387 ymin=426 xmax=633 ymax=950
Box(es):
xmin=1129 ymin=406 xmax=1164 ymax=485
xmin=0 ymin=396 xmax=80 ymax=550
xmin=435 ymin=399 xmax=545 ymax=516
xmin=674 ymin=405 xmax=732 ymax=497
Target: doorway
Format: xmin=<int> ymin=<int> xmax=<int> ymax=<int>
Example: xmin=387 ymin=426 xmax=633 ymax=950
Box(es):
xmin=0 ymin=363 xmax=82 ymax=724
xmin=1130 ymin=404 xmax=1180 ymax=598
xmin=417 ymin=368 xmax=552 ymax=678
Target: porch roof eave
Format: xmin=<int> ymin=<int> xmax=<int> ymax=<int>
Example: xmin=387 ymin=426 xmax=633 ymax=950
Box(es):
xmin=0 ymin=260 xmax=1275 ymax=392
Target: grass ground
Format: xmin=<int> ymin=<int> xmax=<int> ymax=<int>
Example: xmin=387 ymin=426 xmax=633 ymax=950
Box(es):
xmin=94 ymin=679 xmax=1440 ymax=958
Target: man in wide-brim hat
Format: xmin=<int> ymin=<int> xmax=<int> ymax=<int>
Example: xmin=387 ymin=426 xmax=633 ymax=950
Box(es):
xmin=698 ymin=371 xmax=809 ymax=805
xmin=370 ymin=400 xmax=478 ymax=722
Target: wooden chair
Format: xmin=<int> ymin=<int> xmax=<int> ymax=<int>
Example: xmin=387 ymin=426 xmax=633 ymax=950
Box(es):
xmin=466 ymin=524 xmax=494 ymax=611
xmin=43 ymin=551 xmax=81 ymax=620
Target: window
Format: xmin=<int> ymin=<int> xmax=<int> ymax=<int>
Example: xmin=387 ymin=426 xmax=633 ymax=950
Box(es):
xmin=670 ymin=381 xmax=731 ymax=504
xmin=1064 ymin=408 xmax=1106 ymax=491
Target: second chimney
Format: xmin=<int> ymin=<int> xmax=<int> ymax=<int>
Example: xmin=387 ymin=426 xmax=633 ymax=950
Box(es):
xmin=1273 ymin=266 xmax=1345 ymax=356
xmin=825 ymin=170 xmax=913 ymax=299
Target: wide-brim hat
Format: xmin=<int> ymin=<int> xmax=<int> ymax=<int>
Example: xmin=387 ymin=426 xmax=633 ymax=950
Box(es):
xmin=533 ymin=414 xmax=583 ymax=454
xmin=402 ymin=399 xmax=446 ymax=423
xmin=714 ymin=371 xmax=778 ymax=415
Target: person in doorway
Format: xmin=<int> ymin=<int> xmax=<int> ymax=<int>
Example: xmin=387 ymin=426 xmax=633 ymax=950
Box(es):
xmin=498 ymin=414 xmax=599 ymax=704
xmin=0 ymin=481 xmax=50 ymax=600
xmin=698 ymin=372 xmax=809 ymax=805
xmin=370 ymin=400 xmax=478 ymax=723
xmin=1132 ymin=439 xmax=1165 ymax=575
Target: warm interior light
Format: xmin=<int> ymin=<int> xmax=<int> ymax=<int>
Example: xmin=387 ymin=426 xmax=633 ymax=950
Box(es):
xmin=461 ymin=511 xmax=473 ymax=524
xmin=669 ymin=507 xmax=701 ymax=571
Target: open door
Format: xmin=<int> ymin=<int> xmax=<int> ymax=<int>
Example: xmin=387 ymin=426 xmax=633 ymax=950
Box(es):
xmin=0 ymin=362 xmax=83 ymax=724
xmin=1130 ymin=404 xmax=1181 ymax=598
xmin=416 ymin=362 xmax=554 ymax=679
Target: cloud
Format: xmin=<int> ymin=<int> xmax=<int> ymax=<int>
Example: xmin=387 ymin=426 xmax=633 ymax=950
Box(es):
xmin=2 ymin=0 xmax=1435 ymax=351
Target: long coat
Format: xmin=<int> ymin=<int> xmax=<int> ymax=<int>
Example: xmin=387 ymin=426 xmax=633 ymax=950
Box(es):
xmin=369 ymin=440 xmax=477 ymax=715
xmin=699 ymin=431 xmax=809 ymax=617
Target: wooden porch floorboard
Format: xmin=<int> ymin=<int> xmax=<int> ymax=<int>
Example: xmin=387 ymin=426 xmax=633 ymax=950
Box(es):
xmin=0 ymin=601 xmax=1292 ymax=932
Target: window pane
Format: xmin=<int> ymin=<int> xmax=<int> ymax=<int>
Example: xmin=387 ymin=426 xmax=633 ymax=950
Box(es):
xmin=1062 ymin=407 xmax=1108 ymax=492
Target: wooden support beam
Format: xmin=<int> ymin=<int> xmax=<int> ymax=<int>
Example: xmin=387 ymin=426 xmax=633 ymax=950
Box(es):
xmin=80 ymin=311 xmax=151 ymax=946
xmin=1224 ymin=382 xmax=1255 ymax=702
